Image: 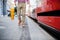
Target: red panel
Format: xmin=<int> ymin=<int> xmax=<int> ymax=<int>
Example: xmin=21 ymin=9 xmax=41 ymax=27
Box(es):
xmin=35 ymin=0 xmax=60 ymax=31
xmin=47 ymin=0 xmax=60 ymax=11
xmin=35 ymin=7 xmax=42 ymax=13
xmin=38 ymin=16 xmax=60 ymax=31
xmin=35 ymin=0 xmax=60 ymax=13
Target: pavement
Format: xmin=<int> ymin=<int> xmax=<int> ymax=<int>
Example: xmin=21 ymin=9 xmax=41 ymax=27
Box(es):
xmin=0 ymin=16 xmax=55 ymax=40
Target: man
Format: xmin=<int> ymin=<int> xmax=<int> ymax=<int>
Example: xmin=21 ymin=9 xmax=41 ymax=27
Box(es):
xmin=15 ymin=0 xmax=29 ymax=26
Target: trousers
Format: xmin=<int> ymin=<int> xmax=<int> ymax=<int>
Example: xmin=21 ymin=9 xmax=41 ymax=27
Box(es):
xmin=17 ymin=3 xmax=26 ymax=24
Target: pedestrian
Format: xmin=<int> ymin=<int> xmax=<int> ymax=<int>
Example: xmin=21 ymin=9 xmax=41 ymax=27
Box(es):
xmin=14 ymin=0 xmax=29 ymax=26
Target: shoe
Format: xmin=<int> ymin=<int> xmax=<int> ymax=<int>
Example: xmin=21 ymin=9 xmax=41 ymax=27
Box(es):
xmin=22 ymin=25 xmax=25 ymax=28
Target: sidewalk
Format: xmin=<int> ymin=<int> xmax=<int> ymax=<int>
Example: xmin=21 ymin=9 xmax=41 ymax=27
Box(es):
xmin=26 ymin=16 xmax=55 ymax=40
xmin=0 ymin=16 xmax=55 ymax=40
xmin=0 ymin=16 xmax=22 ymax=40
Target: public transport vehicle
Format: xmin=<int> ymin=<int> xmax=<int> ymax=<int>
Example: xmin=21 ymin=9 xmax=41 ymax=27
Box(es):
xmin=30 ymin=0 xmax=60 ymax=39
xmin=35 ymin=0 xmax=60 ymax=32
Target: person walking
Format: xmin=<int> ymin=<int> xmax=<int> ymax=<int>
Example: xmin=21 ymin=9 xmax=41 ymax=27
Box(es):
xmin=15 ymin=0 xmax=29 ymax=26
